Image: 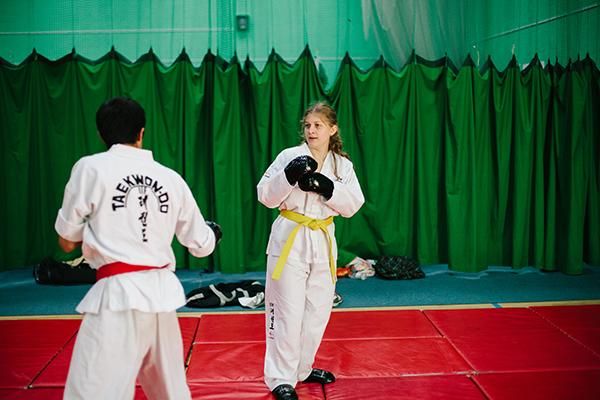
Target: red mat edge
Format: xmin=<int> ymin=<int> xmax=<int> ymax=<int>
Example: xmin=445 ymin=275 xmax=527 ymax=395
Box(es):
xmin=24 ymin=331 xmax=78 ymax=389
xmin=471 ymin=369 xmax=600 ymax=400
xmin=529 ymin=307 xmax=600 ymax=358
xmin=184 ymin=319 xmax=201 ymax=367
xmin=421 ymin=311 xmax=480 ymax=373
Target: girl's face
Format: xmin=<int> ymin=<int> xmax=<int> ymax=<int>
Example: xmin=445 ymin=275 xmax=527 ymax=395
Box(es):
xmin=303 ymin=112 xmax=337 ymax=153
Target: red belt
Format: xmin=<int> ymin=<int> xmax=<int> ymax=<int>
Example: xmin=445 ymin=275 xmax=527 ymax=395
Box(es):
xmin=96 ymin=262 xmax=169 ymax=280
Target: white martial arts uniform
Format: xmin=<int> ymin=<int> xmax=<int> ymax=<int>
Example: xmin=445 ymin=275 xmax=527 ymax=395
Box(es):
xmin=55 ymin=144 xmax=216 ymax=400
xmin=257 ymin=143 xmax=365 ymax=390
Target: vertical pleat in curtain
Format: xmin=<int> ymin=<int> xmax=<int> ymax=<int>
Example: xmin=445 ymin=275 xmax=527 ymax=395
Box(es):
xmin=1 ymin=49 xmax=598 ymax=274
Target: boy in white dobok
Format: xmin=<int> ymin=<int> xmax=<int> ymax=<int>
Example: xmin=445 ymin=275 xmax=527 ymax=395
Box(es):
xmin=56 ymin=97 xmax=222 ymax=400
xmin=257 ymin=102 xmax=365 ymax=400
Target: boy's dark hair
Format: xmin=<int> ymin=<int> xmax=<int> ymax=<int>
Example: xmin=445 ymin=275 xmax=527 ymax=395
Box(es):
xmin=96 ymin=97 xmax=146 ymax=148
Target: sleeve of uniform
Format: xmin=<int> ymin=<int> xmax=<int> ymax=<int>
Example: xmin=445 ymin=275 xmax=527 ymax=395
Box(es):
xmin=324 ymin=158 xmax=365 ymax=217
xmin=175 ymin=181 xmax=216 ymax=258
xmin=55 ymin=160 xmax=93 ymax=242
xmin=256 ymin=151 xmax=294 ymax=209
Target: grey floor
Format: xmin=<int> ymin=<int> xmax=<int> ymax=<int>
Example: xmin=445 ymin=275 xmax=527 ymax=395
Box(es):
xmin=1 ymin=264 xmax=599 ymax=316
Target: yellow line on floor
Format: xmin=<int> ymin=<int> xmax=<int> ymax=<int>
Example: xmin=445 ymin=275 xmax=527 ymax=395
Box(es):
xmin=0 ymin=314 xmax=82 ymax=320
xmin=498 ymin=299 xmax=600 ymax=308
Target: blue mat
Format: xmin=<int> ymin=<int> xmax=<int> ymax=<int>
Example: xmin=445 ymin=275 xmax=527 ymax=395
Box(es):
xmin=0 ymin=264 xmax=599 ymax=316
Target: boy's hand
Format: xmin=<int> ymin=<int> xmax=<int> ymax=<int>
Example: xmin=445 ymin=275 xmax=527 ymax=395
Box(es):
xmin=58 ymin=236 xmax=82 ymax=253
xmin=206 ymin=221 xmax=222 ymax=244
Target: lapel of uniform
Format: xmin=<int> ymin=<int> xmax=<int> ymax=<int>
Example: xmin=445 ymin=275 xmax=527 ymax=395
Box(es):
xmin=322 ymin=151 xmax=341 ymax=181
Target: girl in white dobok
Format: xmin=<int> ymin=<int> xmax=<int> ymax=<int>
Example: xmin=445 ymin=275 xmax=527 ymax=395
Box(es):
xmin=257 ymin=102 xmax=365 ymax=400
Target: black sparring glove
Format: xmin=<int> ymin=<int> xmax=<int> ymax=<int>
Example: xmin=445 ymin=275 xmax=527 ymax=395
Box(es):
xmin=284 ymin=155 xmax=318 ymax=185
xmin=206 ymin=221 xmax=222 ymax=245
xmin=298 ymin=172 xmax=334 ymax=200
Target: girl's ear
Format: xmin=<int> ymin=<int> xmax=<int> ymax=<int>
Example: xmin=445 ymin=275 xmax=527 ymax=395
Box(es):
xmin=330 ymin=125 xmax=338 ymax=136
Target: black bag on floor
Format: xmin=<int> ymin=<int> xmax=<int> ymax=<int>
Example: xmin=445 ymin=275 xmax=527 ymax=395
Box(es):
xmin=374 ymin=256 xmax=424 ymax=280
xmin=33 ymin=257 xmax=96 ymax=285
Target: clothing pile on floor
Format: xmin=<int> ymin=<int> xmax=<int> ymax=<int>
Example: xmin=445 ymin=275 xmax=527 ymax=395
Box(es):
xmin=374 ymin=256 xmax=424 ymax=280
xmin=336 ymin=255 xmax=424 ymax=280
xmin=336 ymin=257 xmax=375 ymax=279
xmin=185 ymin=280 xmax=266 ymax=309
xmin=185 ymin=280 xmax=346 ymax=309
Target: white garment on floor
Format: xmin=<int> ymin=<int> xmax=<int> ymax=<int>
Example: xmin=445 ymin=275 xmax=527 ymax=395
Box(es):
xmin=264 ymin=255 xmax=335 ymax=390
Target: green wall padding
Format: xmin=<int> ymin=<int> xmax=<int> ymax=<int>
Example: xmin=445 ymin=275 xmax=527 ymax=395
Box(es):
xmin=1 ymin=48 xmax=598 ymax=274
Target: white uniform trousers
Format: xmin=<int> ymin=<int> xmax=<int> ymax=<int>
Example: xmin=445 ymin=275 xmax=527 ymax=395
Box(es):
xmin=264 ymin=255 xmax=335 ymax=390
xmin=64 ymin=309 xmax=191 ymax=400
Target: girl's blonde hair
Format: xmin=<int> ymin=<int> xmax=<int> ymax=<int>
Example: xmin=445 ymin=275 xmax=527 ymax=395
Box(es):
xmin=301 ymin=102 xmax=349 ymax=179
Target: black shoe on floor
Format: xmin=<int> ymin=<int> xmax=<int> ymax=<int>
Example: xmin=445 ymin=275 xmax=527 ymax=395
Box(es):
xmin=272 ymin=384 xmax=298 ymax=400
xmin=302 ymin=368 xmax=336 ymax=384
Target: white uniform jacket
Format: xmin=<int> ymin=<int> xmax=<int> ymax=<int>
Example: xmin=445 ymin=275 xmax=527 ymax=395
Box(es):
xmin=55 ymin=144 xmax=215 ymax=314
xmin=257 ymin=143 xmax=365 ymax=264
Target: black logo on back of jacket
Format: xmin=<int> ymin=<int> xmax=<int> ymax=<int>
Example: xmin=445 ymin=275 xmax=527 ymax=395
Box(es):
xmin=110 ymin=174 xmax=171 ymax=242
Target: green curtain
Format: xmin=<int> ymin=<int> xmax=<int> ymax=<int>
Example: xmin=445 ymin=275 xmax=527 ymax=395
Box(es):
xmin=1 ymin=48 xmax=598 ymax=274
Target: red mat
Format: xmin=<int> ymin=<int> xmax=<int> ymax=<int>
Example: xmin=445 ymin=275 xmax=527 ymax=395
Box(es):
xmin=425 ymin=308 xmax=558 ymax=337
xmin=532 ymin=305 xmax=600 ymax=355
xmin=0 ymin=320 xmax=79 ymax=349
xmin=425 ymin=308 xmax=600 ymax=372
xmin=195 ymin=314 xmax=264 ymax=343
xmin=31 ymin=339 xmax=75 ymax=387
xmin=323 ymin=310 xmax=440 ymax=340
xmin=135 ymin=382 xmax=324 ymax=400
xmin=193 ymin=309 xmax=441 ymax=344
xmin=186 ymin=338 xmax=471 ymax=383
xmin=0 ymin=319 xmax=79 ymax=388
xmin=314 ymin=338 xmax=471 ymax=377
xmin=3 ymin=306 xmax=600 ymax=398
xmin=31 ymin=317 xmax=201 ymax=387
xmin=187 ymin=342 xmax=265 ymax=382
xmin=324 ymin=376 xmax=485 ymax=400
xmin=0 ymin=387 xmax=149 ymax=400
xmin=188 ymin=382 xmax=324 ymax=400
xmin=179 ymin=316 xmax=200 ymax=362
xmin=531 ymin=305 xmax=600 ymax=328
xmin=445 ymin=332 xmax=600 ymax=372
xmin=0 ymin=388 xmax=64 ymax=400
xmin=474 ymin=370 xmax=600 ymax=400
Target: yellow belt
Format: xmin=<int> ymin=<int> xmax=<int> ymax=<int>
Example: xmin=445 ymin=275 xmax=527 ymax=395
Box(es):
xmin=271 ymin=210 xmax=336 ymax=282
